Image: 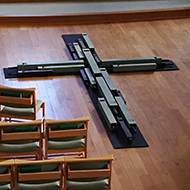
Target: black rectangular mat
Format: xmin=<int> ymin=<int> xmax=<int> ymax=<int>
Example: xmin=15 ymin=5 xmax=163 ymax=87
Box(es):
xmin=86 ymin=83 xmax=148 ymax=148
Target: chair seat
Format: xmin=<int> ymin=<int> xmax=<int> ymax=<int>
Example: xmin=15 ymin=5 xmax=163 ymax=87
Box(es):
xmin=67 ymin=179 xmax=108 ymax=190
xmin=17 ymin=180 xmax=59 ymax=190
xmin=1 ymin=141 xmax=39 ymax=153
xmin=0 ymin=183 xmax=10 ymax=190
xmin=48 ymin=138 xmax=85 ymax=150
xmin=1 ymin=100 xmax=43 ymax=117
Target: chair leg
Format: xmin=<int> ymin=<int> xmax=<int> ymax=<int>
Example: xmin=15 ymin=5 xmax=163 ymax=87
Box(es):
xmin=39 ymin=150 xmax=43 ymax=160
xmin=84 ymin=151 xmax=87 ymax=158
xmin=44 ymin=151 xmax=47 ymax=160
xmin=43 ymin=141 xmax=47 ymax=159
xmin=42 ymin=151 xmax=46 ymax=160
xmin=60 ymin=164 xmax=64 ymax=190
xmin=14 ymin=165 xmax=18 ymax=190
xmin=42 ymin=102 xmax=45 ymax=118
xmin=0 ymin=106 xmax=1 ymax=121
xmin=44 ymin=126 xmax=48 ymax=160
xmin=63 ymin=163 xmax=67 ymax=190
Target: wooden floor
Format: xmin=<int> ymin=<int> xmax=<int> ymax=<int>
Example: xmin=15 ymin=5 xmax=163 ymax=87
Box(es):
xmin=0 ymin=19 xmax=190 ymax=190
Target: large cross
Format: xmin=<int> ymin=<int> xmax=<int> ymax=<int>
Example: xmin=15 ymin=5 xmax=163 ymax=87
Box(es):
xmin=4 ymin=33 xmax=178 ymax=148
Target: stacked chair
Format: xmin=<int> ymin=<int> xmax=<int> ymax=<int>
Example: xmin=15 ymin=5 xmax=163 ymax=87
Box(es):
xmin=0 ymin=156 xmax=113 ymax=190
xmin=0 ymin=85 xmax=45 ymax=122
xmin=0 ymin=120 xmax=43 ymax=160
xmin=64 ymin=155 xmax=113 ymax=190
xmin=0 ymin=117 xmax=89 ymax=161
xmin=44 ymin=117 xmax=89 ymax=159
xmin=0 ymin=159 xmax=14 ymax=190
xmin=0 ymin=85 xmax=114 ymax=190
xmin=14 ymin=158 xmax=64 ymax=190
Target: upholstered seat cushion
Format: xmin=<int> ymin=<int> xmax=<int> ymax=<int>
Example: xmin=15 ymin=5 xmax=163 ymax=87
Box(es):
xmin=48 ymin=138 xmax=85 ymax=150
xmin=1 ymin=90 xmax=32 ymax=98
xmin=50 ymin=122 xmax=84 ymax=131
xmin=3 ymin=125 xmax=38 ymax=133
xmin=1 ymin=99 xmax=43 ymax=116
xmin=0 ymin=183 xmax=10 ymax=190
xmin=17 ymin=180 xmax=60 ymax=190
xmin=69 ymin=161 xmax=108 ymax=170
xmin=1 ymin=141 xmax=39 ymax=153
xmin=67 ymin=179 xmax=108 ymax=190
xmin=20 ymin=163 xmax=59 ymax=173
xmin=0 ymin=166 xmax=8 ymax=174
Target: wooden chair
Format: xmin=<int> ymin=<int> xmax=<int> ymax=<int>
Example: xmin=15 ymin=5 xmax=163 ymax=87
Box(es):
xmin=44 ymin=116 xmax=89 ymax=159
xmin=14 ymin=158 xmax=64 ymax=190
xmin=64 ymin=155 xmax=113 ymax=190
xmin=0 ymin=159 xmax=14 ymax=190
xmin=0 ymin=85 xmax=45 ymax=122
xmin=0 ymin=120 xmax=43 ymax=160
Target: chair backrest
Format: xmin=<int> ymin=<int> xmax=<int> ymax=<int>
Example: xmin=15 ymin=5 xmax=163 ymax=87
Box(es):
xmin=0 ymin=85 xmax=36 ymax=108
xmin=44 ymin=116 xmax=89 ymax=159
xmin=0 ymin=120 xmax=43 ymax=160
xmin=15 ymin=158 xmax=64 ymax=190
xmin=0 ymin=85 xmax=39 ymax=121
xmin=0 ymin=159 xmax=14 ymax=190
xmin=64 ymin=155 xmax=113 ymax=190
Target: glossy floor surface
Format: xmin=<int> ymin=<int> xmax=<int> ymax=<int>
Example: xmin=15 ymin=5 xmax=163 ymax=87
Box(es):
xmin=0 ymin=19 xmax=190 ymax=190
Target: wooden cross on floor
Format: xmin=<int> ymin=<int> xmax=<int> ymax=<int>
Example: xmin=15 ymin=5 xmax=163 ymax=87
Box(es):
xmin=4 ymin=33 xmax=178 ymax=148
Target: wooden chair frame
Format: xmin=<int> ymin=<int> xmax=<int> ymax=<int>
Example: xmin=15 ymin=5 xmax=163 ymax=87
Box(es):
xmin=44 ymin=116 xmax=89 ymax=159
xmin=0 ymin=120 xmax=43 ymax=160
xmin=0 ymin=159 xmax=14 ymax=190
xmin=0 ymin=85 xmax=45 ymax=121
xmin=0 ymin=155 xmax=113 ymax=190
xmin=64 ymin=155 xmax=113 ymax=190
xmin=14 ymin=157 xmax=64 ymax=190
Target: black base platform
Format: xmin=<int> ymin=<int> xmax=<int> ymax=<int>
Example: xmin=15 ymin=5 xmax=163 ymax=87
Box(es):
xmin=86 ymin=83 xmax=148 ymax=148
